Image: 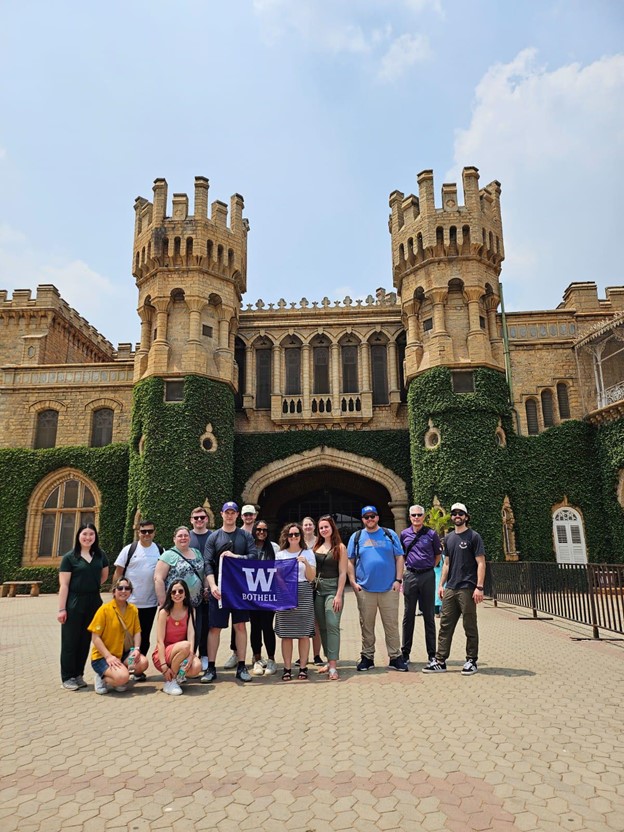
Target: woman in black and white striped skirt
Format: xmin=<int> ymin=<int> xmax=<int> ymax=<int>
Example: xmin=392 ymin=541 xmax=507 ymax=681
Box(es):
xmin=274 ymin=522 xmax=316 ymax=681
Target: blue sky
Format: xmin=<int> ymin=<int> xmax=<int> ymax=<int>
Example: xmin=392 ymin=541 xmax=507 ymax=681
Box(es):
xmin=1 ymin=0 xmax=623 ymax=347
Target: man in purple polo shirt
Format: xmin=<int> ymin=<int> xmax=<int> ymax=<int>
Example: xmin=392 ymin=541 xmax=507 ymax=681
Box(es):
xmin=400 ymin=504 xmax=442 ymax=666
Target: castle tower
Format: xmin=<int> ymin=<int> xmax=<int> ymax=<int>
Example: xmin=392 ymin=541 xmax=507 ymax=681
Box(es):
xmin=126 ymin=177 xmax=247 ymax=538
xmin=389 ymin=167 xmax=504 ymax=382
xmin=132 ymin=176 xmax=248 ymax=384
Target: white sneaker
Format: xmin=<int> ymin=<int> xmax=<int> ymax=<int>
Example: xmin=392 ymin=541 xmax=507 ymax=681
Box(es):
xmin=114 ymin=685 xmax=128 ymax=692
xmin=251 ymin=660 xmax=265 ymax=676
xmin=224 ymin=652 xmax=238 ymax=669
xmin=94 ymin=673 xmax=109 ymax=695
xmin=264 ymin=660 xmax=277 ymax=676
xmin=163 ymin=679 xmax=183 ymax=696
xmin=74 ymin=676 xmax=87 ymax=689
xmin=201 ymin=656 xmax=209 ymax=672
xmin=62 ymin=678 xmax=79 ymax=691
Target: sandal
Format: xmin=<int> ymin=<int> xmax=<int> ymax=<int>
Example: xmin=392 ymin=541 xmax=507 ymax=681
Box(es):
xmin=328 ymin=668 xmax=339 ymax=681
xmin=317 ymin=665 xmax=329 ymax=674
xmin=281 ymin=668 xmax=292 ymax=681
xmin=297 ymin=667 xmax=309 ymax=680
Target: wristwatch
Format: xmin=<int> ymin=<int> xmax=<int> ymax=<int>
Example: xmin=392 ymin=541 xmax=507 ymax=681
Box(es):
xmin=476 ymin=585 xmax=484 ymax=591
xmin=395 ymin=578 xmax=403 ymax=584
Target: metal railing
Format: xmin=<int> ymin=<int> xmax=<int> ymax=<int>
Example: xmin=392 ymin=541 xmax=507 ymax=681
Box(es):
xmin=489 ymin=562 xmax=624 ymax=638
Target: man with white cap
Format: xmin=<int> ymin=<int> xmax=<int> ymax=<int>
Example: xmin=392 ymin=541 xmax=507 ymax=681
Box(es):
xmin=422 ymin=502 xmax=485 ymax=675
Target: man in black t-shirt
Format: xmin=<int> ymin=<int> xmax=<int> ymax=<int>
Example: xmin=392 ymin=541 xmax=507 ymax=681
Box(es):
xmin=422 ymin=502 xmax=485 ymax=676
xmin=202 ymin=502 xmax=255 ymax=684
xmin=189 ymin=506 xmax=212 ymax=670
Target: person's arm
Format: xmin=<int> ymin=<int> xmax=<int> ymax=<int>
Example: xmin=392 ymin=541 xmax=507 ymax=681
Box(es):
xmin=57 ymin=571 xmax=70 ymax=624
xmin=333 ymin=544 xmax=348 ymax=612
xmin=432 ymin=532 xmax=442 ymax=568
xmin=204 ymin=536 xmax=221 ymax=598
xmin=392 ymin=532 xmax=404 ymax=591
xmin=154 ymin=560 xmax=170 ymax=607
xmin=113 ymin=566 xmax=124 ymax=582
xmin=91 ymin=632 xmax=124 ymax=669
xmin=438 ymin=555 xmax=450 ymax=599
xmin=298 ymin=552 xmax=316 ymax=583
xmin=473 ymin=555 xmax=486 ymax=604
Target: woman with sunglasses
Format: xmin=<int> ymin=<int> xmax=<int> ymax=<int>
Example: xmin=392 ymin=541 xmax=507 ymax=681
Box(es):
xmin=154 ymin=526 xmax=204 ymax=609
xmin=313 ymin=515 xmax=348 ymax=680
xmin=153 ymin=580 xmax=201 ymax=695
xmin=274 ymin=522 xmax=316 ymax=681
xmin=249 ymin=521 xmax=279 ymax=677
xmin=88 ymin=577 xmax=148 ymax=694
xmin=58 ymin=523 xmax=109 ymax=691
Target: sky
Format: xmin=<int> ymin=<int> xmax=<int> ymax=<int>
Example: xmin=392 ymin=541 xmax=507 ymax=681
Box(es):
xmin=0 ymin=0 xmax=623 ymax=348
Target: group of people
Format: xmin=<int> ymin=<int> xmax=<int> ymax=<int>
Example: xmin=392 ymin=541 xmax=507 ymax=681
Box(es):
xmin=58 ymin=498 xmax=485 ymax=695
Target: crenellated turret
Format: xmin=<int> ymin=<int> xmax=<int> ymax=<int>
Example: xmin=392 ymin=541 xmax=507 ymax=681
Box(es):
xmin=132 ymin=176 xmax=249 ymax=384
xmin=390 ymin=167 xmax=505 ymax=381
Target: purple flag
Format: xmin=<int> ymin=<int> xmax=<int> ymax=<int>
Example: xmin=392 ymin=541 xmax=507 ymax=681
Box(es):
xmin=219 ymin=557 xmax=298 ymax=611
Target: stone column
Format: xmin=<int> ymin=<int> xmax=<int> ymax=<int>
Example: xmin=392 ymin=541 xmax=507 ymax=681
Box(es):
xmin=302 ymin=343 xmax=311 ymax=415
xmin=465 ymin=287 xmax=491 ymax=364
xmin=147 ymin=298 xmax=171 ymax=375
xmin=330 ymin=342 xmax=340 ymax=408
xmin=387 ymin=339 xmax=398 ymax=393
xmin=272 ymin=344 xmax=281 ymax=395
xmin=360 ymin=341 xmax=371 ymax=392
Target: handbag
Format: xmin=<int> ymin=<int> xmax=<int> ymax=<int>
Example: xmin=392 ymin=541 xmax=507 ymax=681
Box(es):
xmin=114 ymin=608 xmax=135 ymax=652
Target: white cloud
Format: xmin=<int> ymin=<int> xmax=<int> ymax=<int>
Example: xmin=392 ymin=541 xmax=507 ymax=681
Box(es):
xmin=448 ymin=50 xmax=624 ymax=310
xmin=378 ymin=32 xmax=431 ymax=82
xmin=0 ymin=224 xmax=134 ymax=344
xmin=403 ymin=0 xmax=444 ymax=16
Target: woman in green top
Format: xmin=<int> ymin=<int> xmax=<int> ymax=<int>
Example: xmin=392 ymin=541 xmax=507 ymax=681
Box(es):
xmin=57 ymin=523 xmax=109 ymax=691
xmin=154 ymin=526 xmax=204 ymax=608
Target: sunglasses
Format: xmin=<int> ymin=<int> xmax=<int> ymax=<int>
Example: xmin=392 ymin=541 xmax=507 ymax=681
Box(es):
xmin=451 ymin=511 xmax=466 ymax=517
xmin=192 ymin=515 xmax=207 ymax=521
xmin=256 ymin=528 xmax=268 ymax=534
xmin=410 ymin=513 xmax=424 ymax=517
xmin=139 ymin=528 xmax=155 ymax=534
xmin=170 ymin=588 xmax=185 ymax=596
xmin=362 ymin=515 xmax=377 ymax=520
xmin=288 ymin=532 xmax=301 ymax=538
xmin=116 ymin=586 xmax=131 ymax=592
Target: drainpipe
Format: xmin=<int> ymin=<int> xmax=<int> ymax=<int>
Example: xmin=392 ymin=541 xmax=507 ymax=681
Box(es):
xmin=499 ymin=281 xmax=521 ymax=434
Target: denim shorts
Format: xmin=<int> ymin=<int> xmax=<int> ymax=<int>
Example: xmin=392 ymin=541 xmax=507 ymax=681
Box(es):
xmin=208 ymin=595 xmax=250 ymax=629
xmin=91 ymin=650 xmax=130 ymax=676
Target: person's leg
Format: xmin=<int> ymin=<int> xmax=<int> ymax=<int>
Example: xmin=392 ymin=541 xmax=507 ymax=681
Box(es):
xmin=138 ymin=606 xmax=157 ymax=657
xmin=417 ymin=570 xmax=437 ymax=660
xmin=324 ymin=592 xmax=342 ymax=667
xmin=168 ymin=641 xmax=194 ymax=674
xmin=457 ymin=588 xmax=479 ymax=661
xmin=229 ymin=623 xmax=237 ymax=653
xmin=234 ymin=621 xmax=248 ymax=662
xmin=401 ymin=570 xmax=419 ymax=659
xmin=377 ymin=589 xmax=401 ymax=660
xmin=298 ymin=636 xmax=310 ymax=668
xmin=314 ymin=591 xmax=328 ymax=658
xmin=127 ymin=652 xmax=149 ymax=675
xmin=355 ymin=589 xmax=378 ymax=660
xmin=281 ymin=638 xmax=293 ymax=669
xmin=436 ymin=589 xmax=462 ymax=663
xmin=312 ymin=621 xmax=322 ymax=661
xmin=207 ymin=627 xmax=221 ymax=662
xmin=262 ymin=611 xmax=276 ymax=660
xmin=250 ymin=612 xmax=262 ymax=661
xmin=60 ymin=607 xmax=82 ymax=681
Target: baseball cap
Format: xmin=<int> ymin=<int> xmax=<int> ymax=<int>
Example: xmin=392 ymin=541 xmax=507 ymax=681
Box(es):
xmin=361 ymin=505 xmax=378 ymax=517
xmin=450 ymin=502 xmax=468 ymax=514
xmin=241 ymin=504 xmax=257 ymax=515
xmin=222 ymin=501 xmax=239 ymax=512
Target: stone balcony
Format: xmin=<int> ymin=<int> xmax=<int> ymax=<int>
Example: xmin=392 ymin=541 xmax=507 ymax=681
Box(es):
xmin=270 ymin=392 xmax=374 ymax=427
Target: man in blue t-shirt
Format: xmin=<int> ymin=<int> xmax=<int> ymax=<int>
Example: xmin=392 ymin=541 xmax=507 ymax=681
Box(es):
xmin=347 ymin=505 xmax=408 ymax=672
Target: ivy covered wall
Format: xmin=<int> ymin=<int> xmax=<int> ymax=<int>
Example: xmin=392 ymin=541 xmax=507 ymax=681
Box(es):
xmin=126 ymin=375 xmax=235 ymax=543
xmin=0 ymin=444 xmax=129 ymax=590
xmin=594 ymin=418 xmax=624 ymax=561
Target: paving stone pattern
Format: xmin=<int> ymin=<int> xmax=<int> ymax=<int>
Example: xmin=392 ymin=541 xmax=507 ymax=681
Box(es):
xmin=1 ymin=591 xmax=623 ymax=831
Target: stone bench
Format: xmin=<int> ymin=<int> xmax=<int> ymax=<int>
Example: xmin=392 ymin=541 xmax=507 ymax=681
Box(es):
xmin=1 ymin=581 xmax=43 ymax=598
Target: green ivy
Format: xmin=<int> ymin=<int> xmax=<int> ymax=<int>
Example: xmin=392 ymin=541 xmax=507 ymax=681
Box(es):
xmin=592 ymin=419 xmax=624 ymax=561
xmin=126 ymin=375 xmax=235 ymax=544
xmin=0 ymin=444 xmax=129 ymax=584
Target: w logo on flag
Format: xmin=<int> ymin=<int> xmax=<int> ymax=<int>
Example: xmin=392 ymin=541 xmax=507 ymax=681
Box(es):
xmin=241 ymin=567 xmax=277 ymax=593
xmin=219 ymin=557 xmax=298 ymax=610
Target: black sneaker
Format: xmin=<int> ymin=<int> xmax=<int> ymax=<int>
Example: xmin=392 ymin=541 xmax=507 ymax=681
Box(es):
xmin=236 ymin=665 xmax=253 ymax=682
xmin=313 ymin=655 xmax=325 ymax=666
xmin=422 ymin=659 xmax=447 ymax=673
xmin=200 ymin=667 xmax=217 ymax=683
xmin=389 ymin=656 xmax=409 ymax=672
xmin=461 ymin=659 xmax=478 ymax=675
xmin=356 ymin=655 xmax=374 ymax=672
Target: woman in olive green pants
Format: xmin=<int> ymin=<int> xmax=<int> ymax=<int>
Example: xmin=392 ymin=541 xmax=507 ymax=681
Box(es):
xmin=313 ymin=515 xmax=348 ymax=680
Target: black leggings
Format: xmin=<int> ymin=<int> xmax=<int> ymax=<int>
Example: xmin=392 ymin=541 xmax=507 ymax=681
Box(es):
xmin=250 ymin=610 xmax=276 ymax=658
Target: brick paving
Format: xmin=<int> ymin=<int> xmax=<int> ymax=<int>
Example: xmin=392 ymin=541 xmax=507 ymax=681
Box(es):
xmin=1 ymin=590 xmax=623 ymax=831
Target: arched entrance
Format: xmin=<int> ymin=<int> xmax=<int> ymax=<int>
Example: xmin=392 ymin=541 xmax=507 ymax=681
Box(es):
xmin=241 ymin=447 xmax=409 ymax=540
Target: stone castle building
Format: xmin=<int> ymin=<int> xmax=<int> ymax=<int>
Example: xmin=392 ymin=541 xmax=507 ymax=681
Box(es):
xmin=2 ymin=167 xmax=624 ymax=583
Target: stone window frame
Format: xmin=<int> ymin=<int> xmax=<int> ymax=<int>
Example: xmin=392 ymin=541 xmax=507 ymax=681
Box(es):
xmin=29 ymin=399 xmax=67 ymax=449
xmin=23 ymin=467 xmax=101 ymax=567
xmin=85 ymin=397 xmax=123 ymax=447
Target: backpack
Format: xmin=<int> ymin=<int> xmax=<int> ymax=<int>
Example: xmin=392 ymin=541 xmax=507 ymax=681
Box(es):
xmin=121 ymin=540 xmax=165 ymax=575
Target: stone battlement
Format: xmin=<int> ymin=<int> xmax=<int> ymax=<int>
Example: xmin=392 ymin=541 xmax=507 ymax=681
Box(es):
xmin=242 ymin=287 xmax=398 ymax=312
xmin=0 ymin=284 xmax=115 ymax=360
xmin=132 ymin=176 xmax=248 ymax=295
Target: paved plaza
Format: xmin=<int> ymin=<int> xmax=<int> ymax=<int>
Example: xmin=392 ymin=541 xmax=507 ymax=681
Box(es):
xmin=1 ymin=590 xmax=623 ymax=831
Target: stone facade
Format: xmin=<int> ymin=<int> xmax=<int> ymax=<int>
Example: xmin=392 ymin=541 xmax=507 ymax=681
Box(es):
xmin=2 ymin=167 xmax=624 ymax=569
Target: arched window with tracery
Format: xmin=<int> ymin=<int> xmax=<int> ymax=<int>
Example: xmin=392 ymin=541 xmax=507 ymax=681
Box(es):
xmin=552 ymin=506 xmax=587 ymax=564
xmin=23 ymin=470 xmax=100 ymax=565
xmin=91 ymin=408 xmax=114 ymax=447
xmin=34 ymin=409 xmax=59 ymax=449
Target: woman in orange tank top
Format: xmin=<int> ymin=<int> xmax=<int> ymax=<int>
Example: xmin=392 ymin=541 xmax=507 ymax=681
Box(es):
xmin=153 ymin=580 xmax=201 ymax=695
